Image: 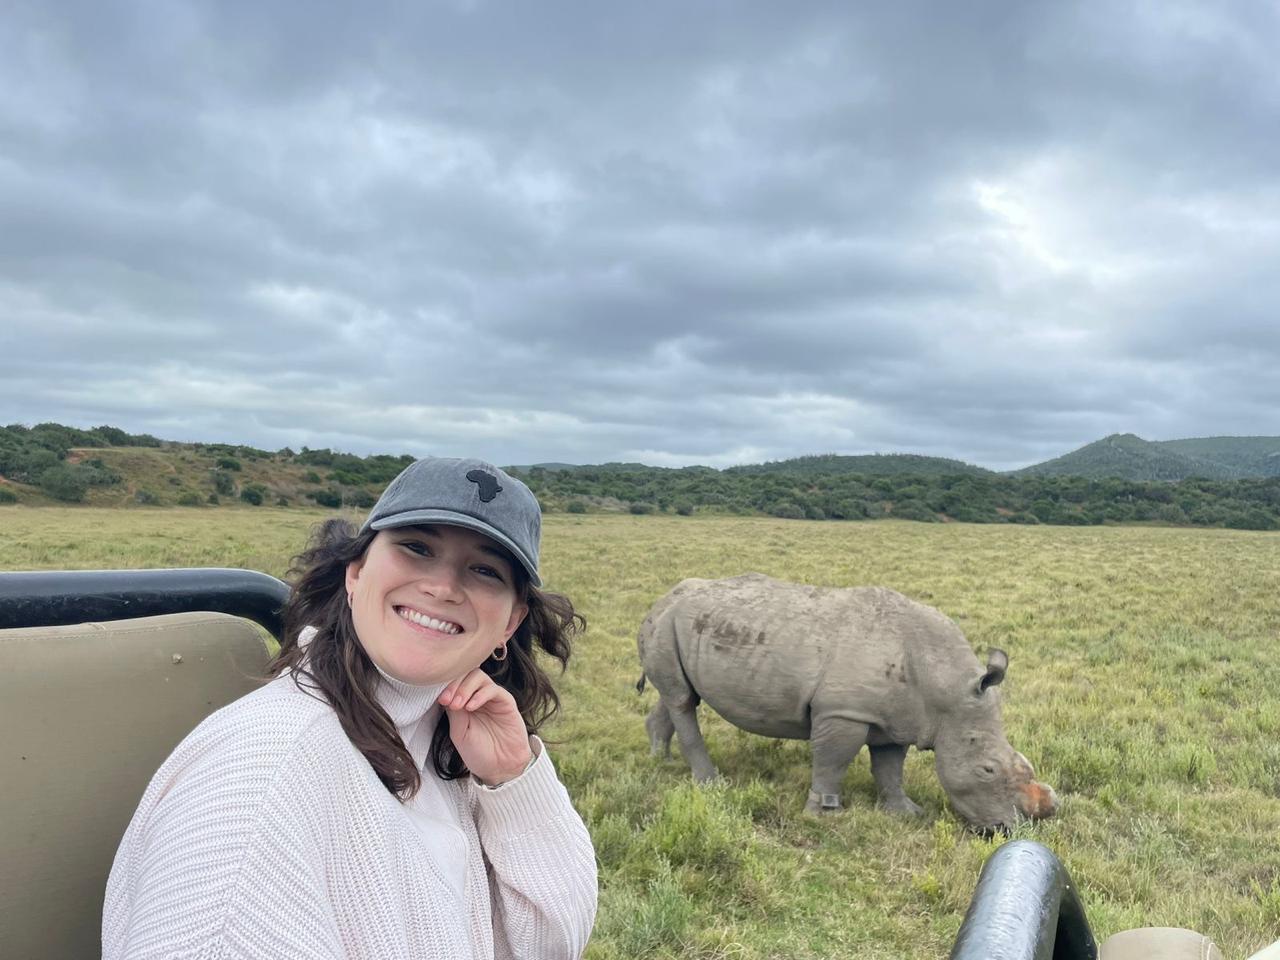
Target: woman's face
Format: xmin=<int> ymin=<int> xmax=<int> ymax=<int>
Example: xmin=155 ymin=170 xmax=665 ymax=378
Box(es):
xmin=345 ymin=524 xmax=528 ymax=686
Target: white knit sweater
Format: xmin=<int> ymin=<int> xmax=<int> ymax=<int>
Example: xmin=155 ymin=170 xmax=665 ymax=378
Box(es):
xmin=102 ymin=667 xmax=597 ymax=959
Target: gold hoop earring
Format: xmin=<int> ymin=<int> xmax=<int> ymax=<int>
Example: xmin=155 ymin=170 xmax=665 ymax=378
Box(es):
xmin=491 ymin=645 xmax=508 ymax=662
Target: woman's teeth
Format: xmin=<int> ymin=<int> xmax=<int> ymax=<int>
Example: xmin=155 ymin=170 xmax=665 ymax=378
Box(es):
xmin=396 ymin=607 xmax=461 ymax=634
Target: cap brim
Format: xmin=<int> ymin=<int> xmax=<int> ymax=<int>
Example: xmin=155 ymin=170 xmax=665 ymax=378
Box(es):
xmin=367 ymin=509 xmax=542 ymax=587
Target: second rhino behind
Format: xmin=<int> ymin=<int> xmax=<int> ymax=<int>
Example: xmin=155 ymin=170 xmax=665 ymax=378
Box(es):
xmin=636 ymin=573 xmax=1057 ymax=832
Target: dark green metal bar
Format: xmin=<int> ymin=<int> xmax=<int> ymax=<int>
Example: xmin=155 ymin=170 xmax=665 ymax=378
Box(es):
xmin=949 ymin=840 xmax=1097 ymax=960
xmin=0 ymin=568 xmax=291 ymax=640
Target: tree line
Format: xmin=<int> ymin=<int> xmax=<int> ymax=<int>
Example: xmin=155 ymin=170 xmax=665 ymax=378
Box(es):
xmin=3 ymin=423 xmax=1278 ymax=530
xmin=512 ymin=466 xmax=1280 ymax=530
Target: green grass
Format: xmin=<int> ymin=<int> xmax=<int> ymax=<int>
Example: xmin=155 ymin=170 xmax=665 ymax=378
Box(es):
xmin=4 ymin=509 xmax=1280 ymax=958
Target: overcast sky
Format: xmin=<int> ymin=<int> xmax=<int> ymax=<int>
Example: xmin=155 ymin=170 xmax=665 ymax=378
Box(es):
xmin=2 ymin=1 xmax=1277 ymax=470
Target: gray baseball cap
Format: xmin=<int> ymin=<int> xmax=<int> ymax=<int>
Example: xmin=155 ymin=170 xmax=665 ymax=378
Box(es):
xmin=360 ymin=457 xmax=542 ymax=586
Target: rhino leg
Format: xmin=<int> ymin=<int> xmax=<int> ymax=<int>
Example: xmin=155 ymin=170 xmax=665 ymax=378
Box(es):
xmin=644 ymin=702 xmax=675 ymax=759
xmin=806 ymin=717 xmax=869 ymax=814
xmin=869 ymin=744 xmax=924 ymax=817
xmin=666 ymin=696 xmax=719 ymax=783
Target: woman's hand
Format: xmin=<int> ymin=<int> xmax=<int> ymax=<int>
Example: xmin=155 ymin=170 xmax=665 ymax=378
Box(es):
xmin=439 ymin=669 xmax=533 ymax=786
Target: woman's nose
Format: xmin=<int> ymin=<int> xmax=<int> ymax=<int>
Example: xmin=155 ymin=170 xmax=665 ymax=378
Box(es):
xmin=419 ymin=563 xmax=464 ymax=601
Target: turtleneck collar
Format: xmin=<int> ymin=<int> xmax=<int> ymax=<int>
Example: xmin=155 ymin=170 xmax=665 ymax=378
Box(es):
xmin=297 ymin=625 xmax=451 ymax=770
xmin=372 ymin=665 xmax=449 ymax=732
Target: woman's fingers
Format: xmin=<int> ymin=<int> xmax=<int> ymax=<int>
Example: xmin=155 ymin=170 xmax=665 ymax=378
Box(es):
xmin=439 ymin=669 xmax=520 ymax=719
xmin=456 ymin=683 xmax=501 ymax=712
xmin=439 ymin=669 xmax=490 ymax=710
xmin=438 ymin=669 xmax=531 ymax=784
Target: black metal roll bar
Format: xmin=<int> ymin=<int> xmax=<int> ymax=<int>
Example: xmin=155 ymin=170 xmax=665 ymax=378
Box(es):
xmin=0 ymin=568 xmax=291 ymax=640
xmin=949 ymin=840 xmax=1097 ymax=960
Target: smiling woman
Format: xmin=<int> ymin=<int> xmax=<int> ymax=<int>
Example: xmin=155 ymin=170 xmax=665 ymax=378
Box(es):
xmin=101 ymin=458 xmax=597 ymax=960
xmin=348 ymin=525 xmax=530 ymax=691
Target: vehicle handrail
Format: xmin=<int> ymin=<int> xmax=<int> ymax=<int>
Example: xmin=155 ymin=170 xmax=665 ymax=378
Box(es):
xmin=949 ymin=839 xmax=1097 ymax=960
xmin=0 ymin=568 xmax=291 ymax=640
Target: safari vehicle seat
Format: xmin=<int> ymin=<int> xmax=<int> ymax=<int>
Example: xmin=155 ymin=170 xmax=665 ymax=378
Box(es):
xmin=0 ymin=568 xmax=287 ymax=960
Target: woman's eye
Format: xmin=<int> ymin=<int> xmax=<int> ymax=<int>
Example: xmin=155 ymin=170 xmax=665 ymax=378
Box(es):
xmin=472 ymin=565 xmax=503 ymax=581
xmin=401 ymin=541 xmax=430 ymax=556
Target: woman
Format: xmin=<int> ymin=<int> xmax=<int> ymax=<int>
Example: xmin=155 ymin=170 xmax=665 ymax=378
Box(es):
xmin=103 ymin=457 xmax=597 ymax=960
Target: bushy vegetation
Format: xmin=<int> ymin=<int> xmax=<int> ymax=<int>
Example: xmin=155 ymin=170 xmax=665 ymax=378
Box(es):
xmin=294 ymin=448 xmax=415 ymax=487
xmin=0 ymin=423 xmax=134 ymax=501
xmin=514 ymin=466 xmax=1280 ymax=530
xmin=727 ymin=452 xmax=992 ymax=477
xmin=4 ymin=423 xmax=1278 ymax=532
xmin=0 ymin=423 xmax=418 ymax=510
xmin=239 ymin=484 xmax=267 ymax=506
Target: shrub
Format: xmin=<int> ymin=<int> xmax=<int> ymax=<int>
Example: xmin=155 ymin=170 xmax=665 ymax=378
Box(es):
xmin=239 ymin=485 xmax=266 ymax=506
xmin=675 ymin=501 xmax=694 ymax=516
xmin=1225 ymin=508 xmax=1277 ymax=531
xmin=212 ymin=470 xmax=236 ymax=496
xmin=890 ymin=500 xmax=938 ymax=522
xmin=0 ymin=488 xmax=16 ymax=504
xmin=177 ymin=492 xmax=203 ymax=506
xmin=134 ymin=489 xmax=159 ymax=505
xmin=770 ymin=502 xmax=804 ymax=520
xmin=345 ymin=489 xmax=377 ymax=509
xmin=38 ymin=465 xmax=88 ymax=502
xmin=567 ymin=500 xmax=588 ymax=514
xmin=308 ymin=488 xmax=343 ymax=509
xmin=216 ymin=456 xmax=242 ymax=471
xmin=90 ymin=425 xmax=130 ymax=445
xmin=304 ymin=471 xmax=323 ymax=484
xmin=207 ymin=493 xmax=220 ymax=504
xmin=629 ymin=502 xmax=655 ymax=515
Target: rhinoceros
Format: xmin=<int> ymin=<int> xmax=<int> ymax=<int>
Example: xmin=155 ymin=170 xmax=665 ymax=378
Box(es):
xmin=636 ymin=574 xmax=1058 ymax=831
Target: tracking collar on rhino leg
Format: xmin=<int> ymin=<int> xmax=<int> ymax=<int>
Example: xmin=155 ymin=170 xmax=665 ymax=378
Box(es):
xmin=808 ymin=789 xmax=842 ymax=810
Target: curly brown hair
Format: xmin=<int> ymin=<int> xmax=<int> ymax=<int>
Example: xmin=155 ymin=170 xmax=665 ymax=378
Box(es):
xmin=267 ymin=517 xmax=583 ymax=800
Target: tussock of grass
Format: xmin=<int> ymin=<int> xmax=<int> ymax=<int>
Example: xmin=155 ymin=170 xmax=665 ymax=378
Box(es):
xmin=5 ymin=510 xmax=1280 ymax=958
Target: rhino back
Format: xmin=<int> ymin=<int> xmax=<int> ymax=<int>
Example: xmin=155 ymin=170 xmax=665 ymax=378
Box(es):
xmin=665 ymin=575 xmax=935 ymax=738
xmin=658 ymin=574 xmax=982 ymax=743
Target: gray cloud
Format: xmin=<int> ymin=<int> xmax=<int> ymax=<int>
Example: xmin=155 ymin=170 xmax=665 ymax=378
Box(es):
xmin=3 ymin=0 xmax=1278 ymax=471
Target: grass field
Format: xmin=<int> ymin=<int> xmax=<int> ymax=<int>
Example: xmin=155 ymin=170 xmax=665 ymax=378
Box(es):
xmin=4 ymin=507 xmax=1280 ymax=958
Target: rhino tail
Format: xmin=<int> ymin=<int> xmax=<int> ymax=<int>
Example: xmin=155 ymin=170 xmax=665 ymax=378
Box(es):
xmin=635 ymin=673 xmax=647 ymax=694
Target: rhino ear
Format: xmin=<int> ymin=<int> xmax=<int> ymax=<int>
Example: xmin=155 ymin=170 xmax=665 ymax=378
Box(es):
xmin=976 ymin=648 xmax=1008 ymax=694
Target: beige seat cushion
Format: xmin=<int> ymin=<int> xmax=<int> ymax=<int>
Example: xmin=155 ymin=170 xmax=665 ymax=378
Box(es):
xmin=1100 ymin=927 xmax=1223 ymax=960
xmin=0 ymin=612 xmax=272 ymax=960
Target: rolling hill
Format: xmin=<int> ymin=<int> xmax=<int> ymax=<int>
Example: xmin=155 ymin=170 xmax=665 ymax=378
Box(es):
xmin=1154 ymin=436 xmax=1280 ymax=477
xmin=1013 ymin=433 xmax=1280 ymax=481
xmin=725 ymin=453 xmax=992 ymax=477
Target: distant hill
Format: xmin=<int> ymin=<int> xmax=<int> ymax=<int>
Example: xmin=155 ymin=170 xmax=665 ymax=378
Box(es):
xmin=506 ymin=462 xmax=692 ymax=474
xmin=1153 ymin=436 xmax=1280 ymax=477
xmin=726 ymin=453 xmax=992 ymax=477
xmin=1013 ymin=433 xmax=1266 ymax=481
xmin=505 ymin=462 xmax=582 ymax=473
